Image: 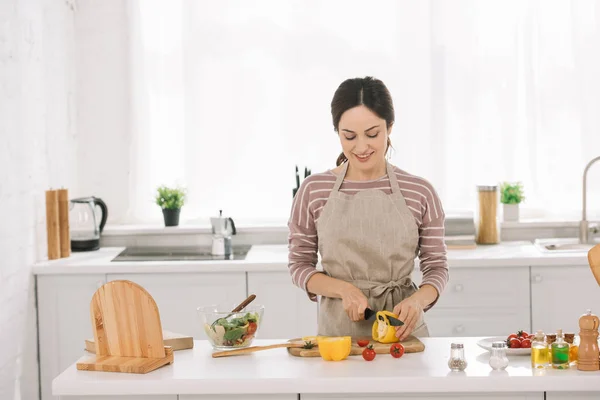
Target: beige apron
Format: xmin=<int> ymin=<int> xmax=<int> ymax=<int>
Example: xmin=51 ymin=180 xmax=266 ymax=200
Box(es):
xmin=315 ymin=161 xmax=429 ymax=338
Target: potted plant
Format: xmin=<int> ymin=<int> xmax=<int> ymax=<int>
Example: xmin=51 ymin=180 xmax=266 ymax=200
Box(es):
xmin=155 ymin=185 xmax=186 ymax=227
xmin=500 ymin=181 xmax=525 ymax=222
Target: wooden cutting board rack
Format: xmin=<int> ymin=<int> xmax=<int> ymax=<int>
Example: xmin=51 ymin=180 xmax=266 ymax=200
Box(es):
xmin=76 ymin=280 xmax=174 ymax=374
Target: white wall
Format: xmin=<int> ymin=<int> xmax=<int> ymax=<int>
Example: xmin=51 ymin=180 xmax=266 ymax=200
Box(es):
xmin=0 ymin=0 xmax=77 ymax=398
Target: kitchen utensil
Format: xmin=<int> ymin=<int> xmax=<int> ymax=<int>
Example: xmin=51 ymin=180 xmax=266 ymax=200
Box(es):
xmin=476 ymin=337 xmax=531 ymax=356
xmin=45 ymin=190 xmax=60 ymax=260
xmin=76 ymin=280 xmax=174 ymax=374
xmin=210 ymin=210 xmax=236 ymax=256
xmin=85 ymin=330 xmax=193 ymax=353
xmin=211 ymin=294 xmax=256 ymax=327
xmin=199 ymin=301 xmax=265 ymax=350
xmin=588 ymin=244 xmax=600 ymax=286
xmin=212 ymin=341 xmax=305 ymax=358
xmin=577 ymin=309 xmax=599 ymax=371
xmin=286 ymin=335 xmax=425 ymax=357
xmin=70 ymin=196 xmax=108 ymax=252
xmin=364 ymin=308 xmax=404 ymax=326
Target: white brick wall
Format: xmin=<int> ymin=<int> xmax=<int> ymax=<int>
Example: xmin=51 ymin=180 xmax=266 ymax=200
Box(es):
xmin=0 ymin=0 xmax=77 ymax=399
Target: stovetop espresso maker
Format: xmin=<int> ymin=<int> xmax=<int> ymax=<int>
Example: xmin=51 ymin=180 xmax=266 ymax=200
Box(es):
xmin=210 ymin=210 xmax=236 ymax=256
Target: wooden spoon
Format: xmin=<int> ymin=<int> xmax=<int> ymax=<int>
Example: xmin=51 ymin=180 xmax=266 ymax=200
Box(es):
xmin=211 ymin=294 xmax=257 ymax=328
xmin=212 ymin=341 xmax=305 ymax=358
xmin=589 ymin=244 xmax=600 ymax=286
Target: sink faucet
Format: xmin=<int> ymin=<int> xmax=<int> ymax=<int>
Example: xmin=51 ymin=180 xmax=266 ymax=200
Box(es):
xmin=580 ymin=155 xmax=600 ymax=244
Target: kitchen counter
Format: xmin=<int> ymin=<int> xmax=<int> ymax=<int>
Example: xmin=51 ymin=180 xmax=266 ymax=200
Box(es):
xmin=32 ymin=241 xmax=593 ymax=275
xmin=53 ymin=337 xmax=600 ymax=397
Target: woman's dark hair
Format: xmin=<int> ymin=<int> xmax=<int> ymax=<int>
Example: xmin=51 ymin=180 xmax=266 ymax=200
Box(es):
xmin=331 ymin=76 xmax=395 ymax=166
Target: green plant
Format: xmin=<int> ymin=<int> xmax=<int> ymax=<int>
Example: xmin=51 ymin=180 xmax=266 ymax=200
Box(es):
xmin=155 ymin=185 xmax=186 ymax=210
xmin=500 ymin=182 xmax=525 ymax=204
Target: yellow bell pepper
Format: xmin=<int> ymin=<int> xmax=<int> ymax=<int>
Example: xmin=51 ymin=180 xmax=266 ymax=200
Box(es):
xmin=372 ymin=311 xmax=400 ymax=343
xmin=318 ymin=336 xmax=352 ymax=361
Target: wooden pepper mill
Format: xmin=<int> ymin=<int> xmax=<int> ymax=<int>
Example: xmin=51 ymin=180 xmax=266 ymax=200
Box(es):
xmin=577 ymin=309 xmax=599 ymax=371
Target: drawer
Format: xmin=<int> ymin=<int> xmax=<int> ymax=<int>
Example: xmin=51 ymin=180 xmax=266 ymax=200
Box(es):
xmin=424 ymin=307 xmax=530 ymax=337
xmin=414 ymin=267 xmax=530 ymax=309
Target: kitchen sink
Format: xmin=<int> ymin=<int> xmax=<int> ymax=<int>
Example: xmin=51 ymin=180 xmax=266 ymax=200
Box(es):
xmin=111 ymin=245 xmax=252 ymax=262
xmin=534 ymin=238 xmax=600 ymax=253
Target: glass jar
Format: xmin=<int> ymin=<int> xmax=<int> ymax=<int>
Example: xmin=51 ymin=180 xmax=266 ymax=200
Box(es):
xmin=489 ymin=341 xmax=509 ymax=370
xmin=475 ymin=185 xmax=500 ymax=244
xmin=448 ymin=342 xmax=468 ymax=371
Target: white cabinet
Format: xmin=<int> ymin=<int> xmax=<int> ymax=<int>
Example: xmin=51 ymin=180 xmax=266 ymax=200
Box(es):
xmin=38 ymin=274 xmax=106 ymax=400
xmin=302 ymin=393 xmax=543 ymax=399
xmin=531 ymin=266 xmax=600 ymax=334
xmin=413 ymin=267 xmax=531 ymax=337
xmin=546 ymin=393 xmax=600 ymax=400
xmin=59 ymin=396 xmax=176 ymax=400
xmin=181 ymin=396 xmax=296 ymax=400
xmin=247 ymin=271 xmax=318 ymax=339
xmin=105 ymin=272 xmax=246 ymax=339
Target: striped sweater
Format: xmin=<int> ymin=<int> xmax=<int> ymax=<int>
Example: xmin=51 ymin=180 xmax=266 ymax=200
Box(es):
xmin=288 ymin=164 xmax=449 ymax=305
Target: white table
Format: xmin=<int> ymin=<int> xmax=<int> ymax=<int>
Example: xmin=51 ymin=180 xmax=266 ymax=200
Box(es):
xmin=52 ymin=337 xmax=600 ymax=400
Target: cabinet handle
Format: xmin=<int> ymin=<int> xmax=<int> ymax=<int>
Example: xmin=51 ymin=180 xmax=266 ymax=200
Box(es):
xmin=533 ymin=274 xmax=543 ymax=283
xmin=454 ymin=284 xmax=464 ymax=292
xmin=453 ymin=325 xmax=465 ymax=334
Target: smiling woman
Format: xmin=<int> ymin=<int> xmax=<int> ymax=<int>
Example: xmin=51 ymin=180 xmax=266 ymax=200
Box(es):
xmin=288 ymin=76 xmax=449 ymax=342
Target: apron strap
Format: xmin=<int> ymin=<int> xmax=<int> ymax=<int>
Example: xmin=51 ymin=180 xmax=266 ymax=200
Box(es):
xmin=332 ymin=161 xmax=349 ymax=192
xmin=386 ymin=161 xmax=400 ymax=194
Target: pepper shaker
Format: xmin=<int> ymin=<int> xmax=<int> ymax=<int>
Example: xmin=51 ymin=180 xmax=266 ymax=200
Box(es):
xmin=448 ymin=342 xmax=468 ymax=371
xmin=489 ymin=341 xmax=509 ymax=370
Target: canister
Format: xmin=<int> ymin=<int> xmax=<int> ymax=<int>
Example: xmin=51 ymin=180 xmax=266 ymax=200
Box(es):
xmin=475 ymin=185 xmax=500 ymax=244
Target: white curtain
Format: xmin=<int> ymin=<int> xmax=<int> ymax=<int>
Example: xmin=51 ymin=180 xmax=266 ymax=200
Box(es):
xmin=127 ymin=0 xmax=600 ymax=224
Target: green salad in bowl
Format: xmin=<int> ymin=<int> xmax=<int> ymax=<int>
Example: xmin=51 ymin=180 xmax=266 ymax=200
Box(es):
xmin=198 ymin=304 xmax=264 ymax=350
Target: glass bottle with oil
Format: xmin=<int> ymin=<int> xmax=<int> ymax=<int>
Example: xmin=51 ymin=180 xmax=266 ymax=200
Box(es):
xmin=564 ymin=332 xmax=578 ymax=366
xmin=545 ymin=333 xmax=556 ymax=362
xmin=531 ymin=330 xmax=548 ymax=368
xmin=551 ymin=329 xmax=570 ymax=369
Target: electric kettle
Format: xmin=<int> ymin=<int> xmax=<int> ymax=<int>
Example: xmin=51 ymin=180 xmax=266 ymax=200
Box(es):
xmin=70 ymin=196 xmax=108 ymax=251
xmin=210 ymin=210 xmax=236 ymax=256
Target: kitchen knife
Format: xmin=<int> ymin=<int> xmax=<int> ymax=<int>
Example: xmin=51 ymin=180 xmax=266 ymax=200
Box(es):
xmin=364 ymin=308 xmax=404 ymax=326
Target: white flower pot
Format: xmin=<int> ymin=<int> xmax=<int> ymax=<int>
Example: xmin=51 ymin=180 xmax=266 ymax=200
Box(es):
xmin=503 ymin=203 xmax=519 ymax=222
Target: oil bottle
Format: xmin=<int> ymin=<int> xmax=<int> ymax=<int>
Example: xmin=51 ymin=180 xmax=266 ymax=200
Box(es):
xmin=551 ymin=329 xmax=570 ymax=369
xmin=531 ymin=330 xmax=548 ymax=368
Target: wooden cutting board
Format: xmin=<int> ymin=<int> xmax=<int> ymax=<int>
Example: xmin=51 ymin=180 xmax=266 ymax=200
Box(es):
xmin=85 ymin=330 xmax=193 ymax=353
xmin=287 ymin=335 xmax=425 ymax=357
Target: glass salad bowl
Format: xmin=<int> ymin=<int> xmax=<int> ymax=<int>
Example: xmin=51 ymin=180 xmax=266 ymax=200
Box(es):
xmin=197 ymin=304 xmax=265 ymax=350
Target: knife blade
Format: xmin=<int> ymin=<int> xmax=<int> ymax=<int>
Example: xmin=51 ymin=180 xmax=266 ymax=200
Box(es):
xmin=364 ymin=308 xmax=404 ymax=326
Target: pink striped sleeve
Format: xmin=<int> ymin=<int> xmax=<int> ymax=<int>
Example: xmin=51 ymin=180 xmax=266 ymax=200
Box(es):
xmin=417 ymin=182 xmax=449 ymax=310
xmin=288 ymin=177 xmax=321 ymax=301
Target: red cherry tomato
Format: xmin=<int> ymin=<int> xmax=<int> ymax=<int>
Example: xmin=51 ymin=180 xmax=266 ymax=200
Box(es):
xmin=390 ymin=343 xmax=405 ymax=358
xmin=362 ymin=345 xmax=376 ymax=361
xmin=357 ymin=339 xmax=370 ymax=347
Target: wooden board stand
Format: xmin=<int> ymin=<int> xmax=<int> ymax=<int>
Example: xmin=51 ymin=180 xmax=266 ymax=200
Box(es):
xmin=287 ymin=335 xmax=425 ymax=357
xmin=76 ymin=280 xmax=174 ymax=374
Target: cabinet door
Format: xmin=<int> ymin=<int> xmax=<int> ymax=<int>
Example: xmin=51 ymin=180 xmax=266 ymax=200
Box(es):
xmin=38 ymin=274 xmax=106 ymax=400
xmin=303 ymin=393 xmax=543 ymax=399
xmin=181 ymin=396 xmax=296 ymax=400
xmin=247 ymin=271 xmax=318 ymax=339
xmin=546 ymin=393 xmax=600 ymax=400
xmin=106 ymin=272 xmax=246 ymax=339
xmin=531 ymin=266 xmax=600 ymax=334
xmin=59 ymin=396 xmax=176 ymax=400
xmin=413 ymin=266 xmax=530 ymax=337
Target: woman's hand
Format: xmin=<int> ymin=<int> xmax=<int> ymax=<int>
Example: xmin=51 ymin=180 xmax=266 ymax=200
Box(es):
xmin=392 ymin=296 xmax=424 ymax=341
xmin=340 ymin=284 xmax=369 ymax=322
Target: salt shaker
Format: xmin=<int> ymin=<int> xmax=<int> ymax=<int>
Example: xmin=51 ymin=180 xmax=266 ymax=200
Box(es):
xmin=489 ymin=341 xmax=509 ymax=370
xmin=448 ymin=342 xmax=468 ymax=371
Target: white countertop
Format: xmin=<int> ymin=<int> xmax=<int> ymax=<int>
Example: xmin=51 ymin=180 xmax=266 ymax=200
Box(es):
xmin=32 ymin=241 xmax=593 ymax=275
xmin=52 ymin=337 xmax=600 ymax=396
